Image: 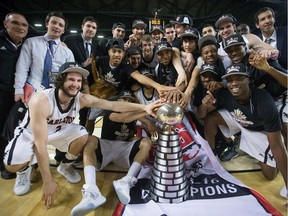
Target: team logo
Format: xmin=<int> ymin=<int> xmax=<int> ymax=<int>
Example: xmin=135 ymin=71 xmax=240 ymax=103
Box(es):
xmin=230 ymin=109 xmax=253 ymax=127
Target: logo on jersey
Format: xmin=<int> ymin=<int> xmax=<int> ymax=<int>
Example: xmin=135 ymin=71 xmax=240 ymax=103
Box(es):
xmin=230 ymin=109 xmax=253 ymax=127
xmin=104 ymin=71 xmax=120 ymax=86
xmin=47 ymin=116 xmax=75 ymax=125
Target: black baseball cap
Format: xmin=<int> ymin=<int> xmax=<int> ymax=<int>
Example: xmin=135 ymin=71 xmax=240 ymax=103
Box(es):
xmin=150 ymin=26 xmax=164 ymax=34
xmin=59 ymin=62 xmax=89 ymax=78
xmin=107 ymin=38 xmax=125 ymax=51
xmin=118 ymin=90 xmax=135 ymax=101
xmin=198 ymin=35 xmax=218 ymax=50
xmin=170 ymin=14 xmax=193 ymax=27
xmin=180 ymin=27 xmax=200 ymax=39
xmin=155 ymin=41 xmax=173 ymax=54
xmin=222 ymin=63 xmax=249 ymax=79
xmin=127 ymin=46 xmax=141 ymax=57
xmin=215 ymin=14 xmax=237 ymax=29
xmin=200 ymin=64 xmax=219 ymax=76
xmin=112 ymin=22 xmax=126 ymax=30
xmin=223 ymin=33 xmax=246 ymax=50
xmin=132 ymin=19 xmax=147 ymax=29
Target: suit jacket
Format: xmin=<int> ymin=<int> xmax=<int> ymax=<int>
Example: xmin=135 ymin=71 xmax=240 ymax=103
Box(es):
xmin=256 ymin=26 xmax=287 ymax=69
xmin=63 ymin=34 xmax=100 ymax=85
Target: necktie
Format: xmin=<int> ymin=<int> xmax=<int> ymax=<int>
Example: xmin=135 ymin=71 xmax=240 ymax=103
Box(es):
xmin=42 ymin=40 xmax=55 ymax=88
xmin=85 ymin=42 xmax=90 ymax=59
xmin=265 ymin=38 xmax=272 ymax=44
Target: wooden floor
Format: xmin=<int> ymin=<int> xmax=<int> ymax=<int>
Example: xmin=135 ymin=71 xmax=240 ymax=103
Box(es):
xmin=0 ymin=167 xmax=286 ymax=216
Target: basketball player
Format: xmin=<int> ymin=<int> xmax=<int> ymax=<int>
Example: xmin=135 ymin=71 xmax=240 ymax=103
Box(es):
xmin=198 ymin=63 xmax=287 ymax=197
xmin=4 ymin=62 xmax=163 ymax=209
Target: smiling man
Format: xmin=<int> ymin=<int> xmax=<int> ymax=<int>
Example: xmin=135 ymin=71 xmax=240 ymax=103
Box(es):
xmin=14 ymin=11 xmax=75 ymax=104
xmin=4 ymin=62 xmax=163 ymax=209
xmin=197 ymin=63 xmax=287 ymax=198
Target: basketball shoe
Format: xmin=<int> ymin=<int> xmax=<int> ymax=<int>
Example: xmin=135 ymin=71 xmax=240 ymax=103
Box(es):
xmin=57 ymin=162 xmax=81 ymax=183
xmin=113 ymin=175 xmax=137 ymax=205
xmin=71 ymin=184 xmax=106 ymax=216
xmin=14 ymin=166 xmax=32 ymax=195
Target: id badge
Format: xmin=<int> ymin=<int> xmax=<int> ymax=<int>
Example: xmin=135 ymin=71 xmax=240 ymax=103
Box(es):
xmin=49 ymin=71 xmax=59 ymax=88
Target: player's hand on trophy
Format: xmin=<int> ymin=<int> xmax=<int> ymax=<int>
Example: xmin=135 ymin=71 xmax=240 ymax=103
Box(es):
xmin=145 ymin=98 xmax=165 ymax=118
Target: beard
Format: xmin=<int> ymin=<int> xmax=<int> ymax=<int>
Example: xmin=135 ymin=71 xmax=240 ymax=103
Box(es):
xmin=61 ymin=85 xmax=80 ymax=98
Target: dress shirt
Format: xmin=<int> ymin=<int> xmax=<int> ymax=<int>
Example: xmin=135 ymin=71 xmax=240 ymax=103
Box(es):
xmin=14 ymin=34 xmax=75 ymax=94
xmin=262 ymin=30 xmax=277 ymax=49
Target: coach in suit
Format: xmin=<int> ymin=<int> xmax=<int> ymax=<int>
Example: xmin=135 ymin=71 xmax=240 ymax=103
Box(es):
xmin=63 ymin=16 xmax=100 ymax=126
xmin=254 ymin=7 xmax=287 ymax=69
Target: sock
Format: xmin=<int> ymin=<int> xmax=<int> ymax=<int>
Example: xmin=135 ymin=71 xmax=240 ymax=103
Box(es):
xmin=62 ymin=152 xmax=77 ymax=165
xmin=127 ymin=162 xmax=141 ymax=177
xmin=84 ymin=165 xmax=96 ymax=186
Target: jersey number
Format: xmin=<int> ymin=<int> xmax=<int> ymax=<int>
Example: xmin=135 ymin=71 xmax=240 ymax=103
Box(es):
xmin=55 ymin=126 xmax=62 ymax=133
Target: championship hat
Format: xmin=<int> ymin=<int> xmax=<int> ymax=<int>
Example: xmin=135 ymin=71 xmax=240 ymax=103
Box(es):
xmin=59 ymin=62 xmax=89 ymax=78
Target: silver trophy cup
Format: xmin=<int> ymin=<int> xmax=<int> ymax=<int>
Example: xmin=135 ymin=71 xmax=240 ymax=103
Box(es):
xmin=150 ymin=103 xmax=189 ymax=203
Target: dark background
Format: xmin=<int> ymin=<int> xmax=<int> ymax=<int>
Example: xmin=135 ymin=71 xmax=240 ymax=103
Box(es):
xmin=0 ymin=0 xmax=287 ymax=38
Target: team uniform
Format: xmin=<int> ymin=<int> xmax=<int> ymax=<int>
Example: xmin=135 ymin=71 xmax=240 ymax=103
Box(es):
xmin=95 ymin=110 xmax=141 ymax=171
xmin=4 ymin=88 xmax=87 ymax=165
xmin=213 ymin=87 xmax=281 ymax=167
xmin=155 ymin=62 xmax=178 ymax=87
xmin=88 ymin=56 xmax=134 ymax=120
xmin=142 ymin=51 xmax=159 ymax=75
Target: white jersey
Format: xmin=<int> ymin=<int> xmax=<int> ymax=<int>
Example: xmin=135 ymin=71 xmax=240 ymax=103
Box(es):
xmin=4 ymin=88 xmax=87 ymax=165
xmin=20 ymin=88 xmax=81 ymax=135
xmin=142 ymin=53 xmax=159 ymax=74
xmin=135 ymin=88 xmax=159 ymax=105
xmin=135 ymin=88 xmax=160 ymax=129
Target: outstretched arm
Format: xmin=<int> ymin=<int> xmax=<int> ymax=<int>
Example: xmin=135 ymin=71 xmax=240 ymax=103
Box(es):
xmin=130 ymin=70 xmax=176 ymax=95
xmin=179 ymin=67 xmax=201 ymax=108
xmin=245 ymin=33 xmax=279 ymax=59
xmin=80 ymin=93 xmax=164 ymax=118
xmin=172 ymin=51 xmax=188 ymax=87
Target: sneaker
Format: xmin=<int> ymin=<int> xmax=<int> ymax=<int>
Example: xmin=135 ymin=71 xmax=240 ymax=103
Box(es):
xmin=280 ymin=186 xmax=287 ymax=199
xmin=71 ymin=184 xmax=106 ymax=216
xmin=30 ymin=165 xmax=41 ymax=183
xmin=220 ymin=146 xmax=239 ymax=161
xmin=113 ymin=176 xmax=137 ymax=205
xmin=14 ymin=166 xmax=32 ymax=196
xmin=57 ymin=162 xmax=81 ymax=183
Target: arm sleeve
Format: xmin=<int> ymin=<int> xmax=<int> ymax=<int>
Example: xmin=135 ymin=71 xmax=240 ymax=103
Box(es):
xmin=14 ymin=39 xmax=32 ymax=94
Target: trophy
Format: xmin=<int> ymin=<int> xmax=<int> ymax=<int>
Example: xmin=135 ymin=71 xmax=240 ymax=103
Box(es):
xmin=149 ymin=103 xmax=189 ymax=203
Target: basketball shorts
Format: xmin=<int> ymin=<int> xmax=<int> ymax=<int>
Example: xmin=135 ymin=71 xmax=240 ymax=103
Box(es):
xmin=96 ymin=138 xmax=138 ymax=171
xmin=217 ymin=109 xmax=276 ymax=168
xmin=274 ymin=91 xmax=288 ymax=124
xmin=4 ymin=124 xmax=87 ymax=165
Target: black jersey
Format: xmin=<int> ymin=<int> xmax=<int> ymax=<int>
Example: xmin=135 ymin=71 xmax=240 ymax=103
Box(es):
xmin=101 ymin=110 xmax=136 ymax=141
xmin=214 ymin=87 xmax=281 ymax=132
xmin=96 ymin=56 xmax=135 ymax=91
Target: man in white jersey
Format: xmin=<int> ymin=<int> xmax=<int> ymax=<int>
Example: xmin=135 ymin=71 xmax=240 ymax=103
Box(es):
xmin=4 ymin=62 xmax=163 ymax=209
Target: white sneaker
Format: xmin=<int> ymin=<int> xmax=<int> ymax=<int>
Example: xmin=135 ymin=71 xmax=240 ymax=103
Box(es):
xmin=71 ymin=184 xmax=106 ymax=216
xmin=14 ymin=166 xmax=32 ymax=196
xmin=280 ymin=186 xmax=287 ymax=199
xmin=57 ymin=162 xmax=81 ymax=183
xmin=113 ymin=176 xmax=137 ymax=205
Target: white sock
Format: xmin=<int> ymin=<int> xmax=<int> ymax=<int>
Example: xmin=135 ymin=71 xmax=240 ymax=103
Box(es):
xmin=84 ymin=165 xmax=96 ymax=186
xmin=127 ymin=162 xmax=141 ymax=177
